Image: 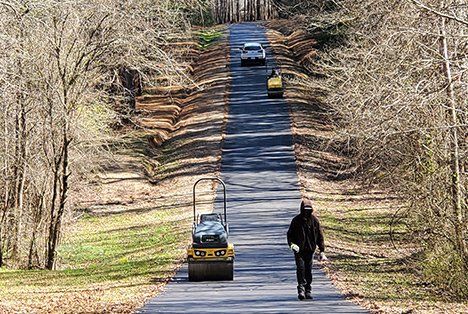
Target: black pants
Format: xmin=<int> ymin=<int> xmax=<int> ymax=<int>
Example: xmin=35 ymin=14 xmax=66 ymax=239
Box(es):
xmin=294 ymin=251 xmax=313 ymax=293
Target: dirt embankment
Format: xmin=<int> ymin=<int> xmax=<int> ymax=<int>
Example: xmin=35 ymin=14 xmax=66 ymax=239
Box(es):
xmin=86 ymin=29 xmax=231 ymax=217
xmin=265 ymin=20 xmax=467 ymax=314
xmin=79 ymin=30 xmax=232 ymax=311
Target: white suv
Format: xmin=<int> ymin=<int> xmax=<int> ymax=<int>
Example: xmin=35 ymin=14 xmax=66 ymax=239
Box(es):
xmin=240 ymin=42 xmax=266 ymax=66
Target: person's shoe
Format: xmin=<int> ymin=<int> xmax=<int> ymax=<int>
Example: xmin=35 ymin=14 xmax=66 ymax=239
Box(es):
xmin=298 ymin=291 xmax=306 ymax=300
xmin=305 ymin=291 xmax=313 ymax=300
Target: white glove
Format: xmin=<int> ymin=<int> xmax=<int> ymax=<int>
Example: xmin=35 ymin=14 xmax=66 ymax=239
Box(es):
xmin=319 ymin=252 xmax=328 ymax=261
xmin=290 ymin=243 xmax=299 ymax=253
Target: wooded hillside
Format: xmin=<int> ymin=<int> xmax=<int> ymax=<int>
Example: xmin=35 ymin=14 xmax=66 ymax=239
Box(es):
xmin=274 ymin=0 xmax=467 ymax=298
xmin=0 ymin=0 xmax=204 ymax=270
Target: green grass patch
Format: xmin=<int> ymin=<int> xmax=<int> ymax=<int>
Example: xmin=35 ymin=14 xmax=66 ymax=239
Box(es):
xmin=0 ymin=206 xmax=191 ymax=296
xmin=195 ymin=29 xmax=222 ymax=49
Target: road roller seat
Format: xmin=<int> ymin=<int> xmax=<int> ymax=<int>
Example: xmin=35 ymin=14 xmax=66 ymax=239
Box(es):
xmin=192 ymin=214 xmax=228 ymax=248
xmin=200 ymin=213 xmax=223 ymax=223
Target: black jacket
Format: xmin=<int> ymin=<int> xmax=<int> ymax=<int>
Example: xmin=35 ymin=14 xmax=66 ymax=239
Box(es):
xmin=287 ymin=200 xmax=325 ymax=253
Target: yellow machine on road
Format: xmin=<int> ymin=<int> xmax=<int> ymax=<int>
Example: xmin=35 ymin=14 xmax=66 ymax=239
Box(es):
xmin=267 ymin=75 xmax=284 ymax=98
xmin=266 ymin=64 xmax=284 ymax=98
xmin=187 ymin=177 xmax=234 ymax=281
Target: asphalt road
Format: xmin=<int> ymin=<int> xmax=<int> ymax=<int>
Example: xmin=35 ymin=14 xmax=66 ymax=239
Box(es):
xmin=139 ymin=23 xmax=367 ymax=314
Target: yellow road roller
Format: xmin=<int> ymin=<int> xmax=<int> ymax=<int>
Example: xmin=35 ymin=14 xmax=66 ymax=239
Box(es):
xmin=266 ymin=67 xmax=284 ymax=98
xmin=187 ymin=177 xmax=234 ymax=281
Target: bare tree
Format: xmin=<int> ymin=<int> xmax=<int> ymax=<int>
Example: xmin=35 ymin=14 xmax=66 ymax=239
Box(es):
xmin=301 ymin=0 xmax=467 ymax=296
xmin=210 ymin=0 xmax=276 ymax=23
xmin=0 ymin=0 xmax=197 ymax=270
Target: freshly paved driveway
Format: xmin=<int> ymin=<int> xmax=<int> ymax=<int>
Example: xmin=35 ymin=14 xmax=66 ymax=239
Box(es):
xmin=139 ymin=23 xmax=367 ymax=313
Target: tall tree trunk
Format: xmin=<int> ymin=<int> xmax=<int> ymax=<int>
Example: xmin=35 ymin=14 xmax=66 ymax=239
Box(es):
xmin=0 ymin=210 xmax=4 ymax=267
xmin=11 ymin=97 xmax=27 ymax=266
xmin=231 ymin=0 xmax=234 ymax=22
xmin=0 ymin=107 xmax=10 ymax=268
xmin=243 ymin=0 xmax=248 ymax=21
xmin=256 ymin=0 xmax=261 ymax=20
xmin=251 ymin=0 xmax=255 ymax=20
xmin=199 ymin=3 xmax=205 ymax=26
xmin=225 ymin=0 xmax=229 ymax=23
xmin=28 ymin=195 xmax=43 ymax=269
xmin=46 ymin=160 xmax=60 ymax=270
xmin=214 ymin=0 xmax=219 ymax=24
xmin=222 ymin=0 xmax=225 ymax=23
xmin=439 ymin=16 xmax=467 ymax=264
xmin=46 ymin=127 xmax=71 ymax=270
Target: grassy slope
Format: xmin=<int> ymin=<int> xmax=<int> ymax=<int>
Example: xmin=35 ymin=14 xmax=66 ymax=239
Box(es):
xmin=0 ymin=203 xmax=190 ymax=313
xmin=0 ymin=28 xmax=229 ymax=313
xmin=317 ymin=189 xmax=467 ymax=313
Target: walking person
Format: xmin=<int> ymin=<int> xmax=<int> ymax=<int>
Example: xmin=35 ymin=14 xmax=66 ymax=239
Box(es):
xmin=287 ymin=199 xmax=327 ymax=300
xmin=268 ymin=68 xmax=279 ymax=79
